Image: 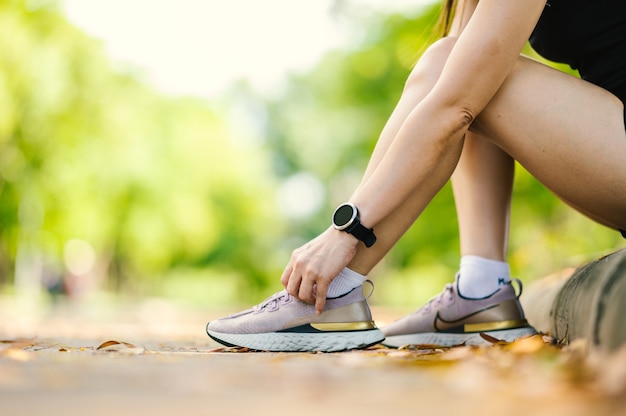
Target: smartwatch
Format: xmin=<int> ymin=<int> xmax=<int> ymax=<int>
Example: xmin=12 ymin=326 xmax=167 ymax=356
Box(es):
xmin=332 ymin=202 xmax=377 ymax=248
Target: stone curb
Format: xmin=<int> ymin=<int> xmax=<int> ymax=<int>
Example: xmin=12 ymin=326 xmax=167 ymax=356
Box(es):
xmin=521 ymin=248 xmax=626 ymax=352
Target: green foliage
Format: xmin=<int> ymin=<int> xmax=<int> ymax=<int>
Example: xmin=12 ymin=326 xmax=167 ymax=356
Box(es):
xmin=0 ymin=1 xmax=622 ymax=307
xmin=0 ymin=0 xmax=283 ymax=297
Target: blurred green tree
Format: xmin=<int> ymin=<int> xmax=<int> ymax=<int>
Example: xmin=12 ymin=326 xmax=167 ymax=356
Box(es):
xmin=0 ymin=0 xmax=622 ymax=308
xmin=0 ymin=0 xmax=283 ymax=304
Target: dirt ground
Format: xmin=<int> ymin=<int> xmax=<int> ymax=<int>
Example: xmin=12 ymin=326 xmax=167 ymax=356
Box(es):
xmin=1 ymin=295 xmax=625 ymax=416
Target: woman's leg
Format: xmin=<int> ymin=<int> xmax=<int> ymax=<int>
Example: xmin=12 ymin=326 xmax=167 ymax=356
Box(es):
xmin=471 ymin=56 xmax=626 ymax=231
xmin=452 ymin=133 xmax=513 ymax=262
xmin=451 ymin=133 xmax=515 ymax=298
xmin=350 ymin=55 xmax=626 ymax=279
xmin=380 ymin=52 xmax=626 ymax=347
xmin=345 ymin=51 xmax=626 ymax=285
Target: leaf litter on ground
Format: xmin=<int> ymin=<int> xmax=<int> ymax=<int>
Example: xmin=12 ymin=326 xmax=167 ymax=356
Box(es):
xmin=1 ymin=332 xmax=626 ymax=401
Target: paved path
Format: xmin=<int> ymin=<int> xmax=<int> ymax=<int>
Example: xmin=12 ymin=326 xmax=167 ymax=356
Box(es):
xmin=1 ymin=296 xmax=625 ymax=416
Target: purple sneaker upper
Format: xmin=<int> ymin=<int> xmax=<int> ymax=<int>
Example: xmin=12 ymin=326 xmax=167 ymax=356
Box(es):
xmin=382 ymin=275 xmax=529 ymax=337
xmin=207 ymin=288 xmax=375 ymax=335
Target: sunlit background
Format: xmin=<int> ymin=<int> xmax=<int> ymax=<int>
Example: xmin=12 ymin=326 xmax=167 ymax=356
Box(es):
xmin=0 ymin=0 xmax=623 ymax=313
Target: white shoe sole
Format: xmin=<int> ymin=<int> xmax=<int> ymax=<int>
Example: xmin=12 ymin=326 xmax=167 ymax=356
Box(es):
xmin=208 ymin=328 xmax=385 ymax=352
xmin=382 ymin=326 xmax=537 ymax=348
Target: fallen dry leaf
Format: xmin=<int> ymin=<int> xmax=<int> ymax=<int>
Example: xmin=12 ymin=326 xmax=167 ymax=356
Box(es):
xmin=95 ymin=340 xmax=145 ymax=355
xmin=505 ymin=334 xmax=551 ymax=354
xmin=480 ymin=332 xmax=509 ymax=345
xmin=398 ymin=343 xmax=453 ymax=350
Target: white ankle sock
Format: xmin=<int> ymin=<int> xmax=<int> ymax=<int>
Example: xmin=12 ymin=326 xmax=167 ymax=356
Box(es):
xmin=326 ymin=267 xmax=366 ymax=298
xmin=457 ymin=255 xmax=511 ymax=299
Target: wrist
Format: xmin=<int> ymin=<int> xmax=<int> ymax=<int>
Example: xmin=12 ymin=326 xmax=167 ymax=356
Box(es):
xmin=331 ymin=226 xmax=361 ymax=247
xmin=331 ymin=202 xmax=377 ymax=247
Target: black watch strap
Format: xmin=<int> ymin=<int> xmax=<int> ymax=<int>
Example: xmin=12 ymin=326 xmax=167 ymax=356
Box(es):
xmin=346 ymin=221 xmax=377 ymax=248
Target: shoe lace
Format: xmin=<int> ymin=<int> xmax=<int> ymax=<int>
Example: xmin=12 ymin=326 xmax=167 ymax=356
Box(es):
xmin=422 ymin=283 xmax=455 ymax=314
xmin=254 ymin=290 xmax=293 ymax=313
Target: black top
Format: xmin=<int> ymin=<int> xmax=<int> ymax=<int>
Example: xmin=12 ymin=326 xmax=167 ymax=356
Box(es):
xmin=529 ymin=0 xmax=626 ymax=104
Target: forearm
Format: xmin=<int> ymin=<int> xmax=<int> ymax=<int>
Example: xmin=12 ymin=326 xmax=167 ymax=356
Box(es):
xmin=350 ymin=98 xmax=468 ymax=229
xmin=349 ymin=0 xmax=544 ymax=229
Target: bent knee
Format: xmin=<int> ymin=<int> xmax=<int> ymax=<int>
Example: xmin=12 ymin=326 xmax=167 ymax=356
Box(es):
xmin=404 ymin=37 xmax=458 ymax=91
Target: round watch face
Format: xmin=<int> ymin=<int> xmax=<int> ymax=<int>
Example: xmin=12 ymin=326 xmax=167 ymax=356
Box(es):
xmin=333 ymin=203 xmax=357 ymax=230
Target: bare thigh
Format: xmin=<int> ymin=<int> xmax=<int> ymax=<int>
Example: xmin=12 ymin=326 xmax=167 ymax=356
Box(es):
xmin=471 ymin=55 xmax=626 ymax=230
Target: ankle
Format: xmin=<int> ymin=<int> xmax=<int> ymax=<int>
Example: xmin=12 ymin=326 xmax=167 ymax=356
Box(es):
xmin=457 ymin=255 xmax=510 ymax=298
xmin=326 ymin=267 xmax=366 ymax=298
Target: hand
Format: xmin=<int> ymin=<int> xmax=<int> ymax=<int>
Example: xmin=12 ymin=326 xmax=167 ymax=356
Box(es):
xmin=280 ymin=227 xmax=359 ymax=314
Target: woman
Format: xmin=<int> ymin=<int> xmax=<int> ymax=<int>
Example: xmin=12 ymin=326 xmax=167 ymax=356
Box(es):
xmin=207 ymin=0 xmax=626 ymax=352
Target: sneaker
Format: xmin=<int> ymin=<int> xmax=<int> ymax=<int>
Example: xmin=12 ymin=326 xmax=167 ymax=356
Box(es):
xmin=206 ymin=286 xmax=385 ymax=352
xmin=381 ymin=275 xmax=536 ymax=348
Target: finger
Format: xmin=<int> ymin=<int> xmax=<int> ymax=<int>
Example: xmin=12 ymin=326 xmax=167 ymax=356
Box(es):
xmin=285 ymin=269 xmax=302 ymax=298
xmin=298 ymin=275 xmax=316 ymax=305
xmin=314 ymin=279 xmax=330 ymax=314
xmin=280 ymin=265 xmax=293 ymax=288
